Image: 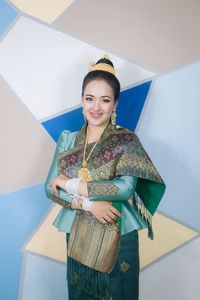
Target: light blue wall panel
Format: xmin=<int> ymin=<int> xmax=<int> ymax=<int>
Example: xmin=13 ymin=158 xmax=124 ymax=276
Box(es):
xmin=137 ymin=63 xmax=200 ymax=230
xmin=0 ymin=0 xmax=18 ymax=36
xmin=0 ymin=184 xmax=51 ymax=300
xmin=21 ymin=253 xmax=68 ymax=300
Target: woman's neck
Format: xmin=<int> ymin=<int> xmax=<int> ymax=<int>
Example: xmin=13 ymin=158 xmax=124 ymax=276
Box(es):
xmin=87 ymin=121 xmax=109 ymax=143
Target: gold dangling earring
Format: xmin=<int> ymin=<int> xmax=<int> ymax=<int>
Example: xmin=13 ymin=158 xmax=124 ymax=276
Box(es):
xmin=111 ymin=107 xmax=117 ymax=126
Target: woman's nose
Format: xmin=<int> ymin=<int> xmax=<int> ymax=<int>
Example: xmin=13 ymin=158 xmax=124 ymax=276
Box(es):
xmin=93 ymin=100 xmax=101 ymax=110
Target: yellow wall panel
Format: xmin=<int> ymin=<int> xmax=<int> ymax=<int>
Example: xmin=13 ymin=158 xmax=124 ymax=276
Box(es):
xmin=10 ymin=0 xmax=75 ymax=23
xmin=25 ymin=205 xmax=67 ymax=262
xmin=139 ymin=213 xmax=198 ymax=268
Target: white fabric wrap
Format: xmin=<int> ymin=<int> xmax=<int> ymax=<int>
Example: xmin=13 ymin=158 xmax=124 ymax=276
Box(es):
xmin=64 ymin=178 xmax=81 ymax=195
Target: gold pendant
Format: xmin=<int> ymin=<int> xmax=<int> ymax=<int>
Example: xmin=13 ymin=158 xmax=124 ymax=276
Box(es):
xmin=78 ymin=167 xmax=91 ymax=181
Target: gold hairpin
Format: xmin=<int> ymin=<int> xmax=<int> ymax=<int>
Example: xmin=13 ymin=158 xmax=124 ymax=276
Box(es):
xmin=88 ymin=54 xmax=116 ymax=76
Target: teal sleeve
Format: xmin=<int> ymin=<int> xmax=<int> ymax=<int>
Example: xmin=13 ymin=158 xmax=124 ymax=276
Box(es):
xmin=44 ymin=130 xmax=73 ymax=206
xmin=87 ymin=175 xmax=138 ymax=201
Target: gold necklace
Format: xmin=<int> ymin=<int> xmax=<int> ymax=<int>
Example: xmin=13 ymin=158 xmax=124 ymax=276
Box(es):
xmin=78 ymin=125 xmax=106 ymax=181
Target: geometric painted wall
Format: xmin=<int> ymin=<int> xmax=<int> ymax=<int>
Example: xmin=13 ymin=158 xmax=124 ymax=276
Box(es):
xmin=137 ymin=62 xmax=200 ymax=232
xmin=0 ymin=7 xmax=154 ymax=300
xmin=138 ymin=62 xmax=200 ymax=232
xmin=137 ymin=62 xmax=200 ymax=299
xmin=0 ymin=1 xmax=200 ymax=300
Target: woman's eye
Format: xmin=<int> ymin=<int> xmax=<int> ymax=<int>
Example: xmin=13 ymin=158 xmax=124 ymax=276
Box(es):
xmin=103 ymin=99 xmax=110 ymax=103
xmin=86 ymin=97 xmax=92 ymax=101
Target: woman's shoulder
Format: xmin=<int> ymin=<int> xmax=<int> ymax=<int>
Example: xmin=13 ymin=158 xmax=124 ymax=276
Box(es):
xmin=115 ymin=124 xmax=139 ymax=140
xmin=114 ymin=125 xmax=145 ymax=153
xmin=57 ymin=129 xmax=79 ymax=145
xmin=59 ymin=129 xmax=78 ymax=138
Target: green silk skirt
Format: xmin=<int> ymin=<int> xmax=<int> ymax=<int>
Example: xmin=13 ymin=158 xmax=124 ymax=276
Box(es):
xmin=66 ymin=230 xmax=140 ymax=300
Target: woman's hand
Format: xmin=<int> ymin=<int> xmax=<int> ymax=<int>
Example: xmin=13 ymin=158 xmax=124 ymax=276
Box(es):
xmin=50 ymin=174 xmax=69 ymax=195
xmin=90 ymin=201 xmax=121 ymax=224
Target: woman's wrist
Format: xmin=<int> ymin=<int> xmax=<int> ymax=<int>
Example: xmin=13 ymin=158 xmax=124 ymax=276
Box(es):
xmin=62 ymin=177 xmax=88 ymax=198
xmin=62 ymin=177 xmax=91 ymax=210
xmin=82 ymin=196 xmax=92 ymax=211
xmin=64 ymin=178 xmax=81 ymax=195
xmin=71 ymin=195 xmax=92 ymax=211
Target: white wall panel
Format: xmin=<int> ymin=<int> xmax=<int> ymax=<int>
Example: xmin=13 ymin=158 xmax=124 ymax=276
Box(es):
xmin=140 ymin=237 xmax=200 ymax=300
xmin=0 ymin=17 xmax=155 ymax=120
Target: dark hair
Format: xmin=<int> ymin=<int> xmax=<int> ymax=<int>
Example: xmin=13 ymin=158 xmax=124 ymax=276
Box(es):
xmin=81 ymin=57 xmax=120 ymax=103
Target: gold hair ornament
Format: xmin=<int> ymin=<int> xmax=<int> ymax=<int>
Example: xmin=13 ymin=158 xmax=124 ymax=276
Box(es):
xmin=88 ymin=54 xmax=116 ymax=76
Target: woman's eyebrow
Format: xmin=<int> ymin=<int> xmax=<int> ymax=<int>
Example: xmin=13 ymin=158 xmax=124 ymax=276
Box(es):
xmin=85 ymin=94 xmax=111 ymax=98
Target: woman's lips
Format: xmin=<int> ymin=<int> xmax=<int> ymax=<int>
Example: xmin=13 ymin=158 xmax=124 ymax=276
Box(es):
xmin=90 ymin=113 xmax=103 ymax=119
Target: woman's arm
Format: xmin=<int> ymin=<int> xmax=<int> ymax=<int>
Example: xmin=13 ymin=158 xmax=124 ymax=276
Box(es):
xmin=78 ymin=175 xmax=138 ymax=201
xmin=44 ymin=130 xmax=73 ymax=205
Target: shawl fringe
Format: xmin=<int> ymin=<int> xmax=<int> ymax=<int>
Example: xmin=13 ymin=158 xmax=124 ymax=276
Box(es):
xmin=132 ymin=193 xmax=154 ymax=240
xmin=67 ymin=256 xmax=111 ymax=300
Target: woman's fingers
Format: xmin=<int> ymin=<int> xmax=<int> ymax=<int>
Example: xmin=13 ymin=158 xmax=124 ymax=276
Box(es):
xmin=103 ymin=214 xmax=115 ymax=224
xmin=106 ymin=211 xmax=116 ymax=222
xmin=51 ymin=180 xmax=58 ymax=195
xmin=109 ymin=205 xmax=122 ymax=217
xmin=91 ymin=211 xmax=112 ymax=225
xmin=98 ymin=200 xmax=121 ymax=217
xmin=90 ymin=201 xmax=121 ymax=224
xmin=101 ymin=217 xmax=108 ymax=224
xmin=50 ymin=175 xmax=67 ymax=195
xmin=52 ymin=186 xmax=58 ymax=195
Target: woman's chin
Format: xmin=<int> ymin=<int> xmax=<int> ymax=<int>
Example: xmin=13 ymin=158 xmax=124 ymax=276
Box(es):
xmin=87 ymin=117 xmax=109 ymax=127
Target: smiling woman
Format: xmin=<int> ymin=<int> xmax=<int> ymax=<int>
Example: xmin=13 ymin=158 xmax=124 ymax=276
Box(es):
xmin=45 ymin=55 xmax=166 ymax=300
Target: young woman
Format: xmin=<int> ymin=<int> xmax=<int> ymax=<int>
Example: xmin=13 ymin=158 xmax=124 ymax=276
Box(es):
xmin=45 ymin=55 xmax=166 ymax=300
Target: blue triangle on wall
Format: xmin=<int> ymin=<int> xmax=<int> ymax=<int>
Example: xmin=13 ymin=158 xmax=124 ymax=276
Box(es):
xmin=42 ymin=107 xmax=84 ymax=142
xmin=117 ymin=81 xmax=151 ymax=131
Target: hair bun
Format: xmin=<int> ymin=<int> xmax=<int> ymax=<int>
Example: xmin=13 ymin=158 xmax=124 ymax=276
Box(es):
xmin=89 ymin=54 xmax=116 ymax=76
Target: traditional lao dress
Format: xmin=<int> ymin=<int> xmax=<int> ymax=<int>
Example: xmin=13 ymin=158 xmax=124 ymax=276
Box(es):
xmin=45 ymin=121 xmax=166 ymax=300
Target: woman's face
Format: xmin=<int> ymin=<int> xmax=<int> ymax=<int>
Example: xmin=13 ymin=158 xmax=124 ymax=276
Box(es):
xmin=82 ymin=79 xmax=116 ymax=127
